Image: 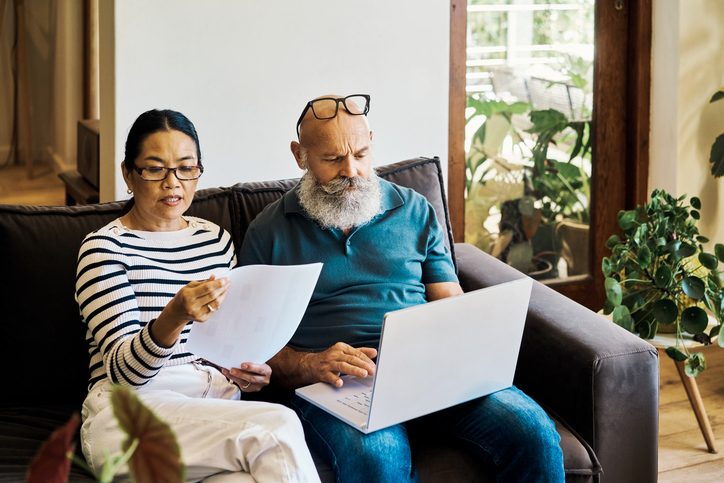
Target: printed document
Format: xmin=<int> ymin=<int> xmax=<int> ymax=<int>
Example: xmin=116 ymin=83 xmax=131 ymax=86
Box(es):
xmin=185 ymin=263 xmax=323 ymax=368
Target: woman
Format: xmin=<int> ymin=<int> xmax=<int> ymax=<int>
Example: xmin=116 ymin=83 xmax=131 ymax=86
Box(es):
xmin=76 ymin=109 xmax=319 ymax=483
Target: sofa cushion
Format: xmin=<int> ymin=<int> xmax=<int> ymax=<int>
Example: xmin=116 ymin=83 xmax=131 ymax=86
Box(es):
xmin=230 ymin=157 xmax=457 ymax=271
xmin=0 ymin=405 xmax=94 ymax=482
xmin=0 ymin=188 xmax=233 ymax=408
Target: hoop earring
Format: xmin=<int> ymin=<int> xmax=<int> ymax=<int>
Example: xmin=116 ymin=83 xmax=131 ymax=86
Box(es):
xmin=127 ymin=189 xmax=133 ymax=195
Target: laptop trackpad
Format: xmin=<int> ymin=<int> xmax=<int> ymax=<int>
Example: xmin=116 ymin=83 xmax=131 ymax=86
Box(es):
xmin=349 ymin=375 xmax=375 ymax=387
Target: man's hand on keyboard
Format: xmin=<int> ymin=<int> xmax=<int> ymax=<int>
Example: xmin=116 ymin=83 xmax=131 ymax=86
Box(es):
xmin=310 ymin=342 xmax=377 ymax=388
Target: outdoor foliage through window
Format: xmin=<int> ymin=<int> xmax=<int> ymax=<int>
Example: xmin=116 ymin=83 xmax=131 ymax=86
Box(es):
xmin=464 ymin=0 xmax=595 ymax=281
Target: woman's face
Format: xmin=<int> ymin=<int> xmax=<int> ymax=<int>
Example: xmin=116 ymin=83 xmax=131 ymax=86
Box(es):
xmin=122 ymin=130 xmax=200 ymax=231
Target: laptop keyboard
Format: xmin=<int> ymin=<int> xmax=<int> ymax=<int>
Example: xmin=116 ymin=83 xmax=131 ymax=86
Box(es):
xmin=337 ymin=390 xmax=372 ymax=415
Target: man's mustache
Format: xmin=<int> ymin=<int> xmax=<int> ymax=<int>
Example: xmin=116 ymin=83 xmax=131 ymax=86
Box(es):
xmin=320 ymin=176 xmax=365 ymax=195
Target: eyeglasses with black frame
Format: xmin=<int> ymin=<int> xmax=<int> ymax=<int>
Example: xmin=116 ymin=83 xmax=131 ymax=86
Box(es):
xmin=296 ymin=94 xmax=370 ymax=139
xmin=127 ymin=164 xmax=204 ymax=181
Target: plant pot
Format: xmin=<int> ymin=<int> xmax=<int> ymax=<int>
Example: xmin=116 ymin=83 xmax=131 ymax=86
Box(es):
xmin=529 ymin=257 xmax=554 ymax=280
xmin=556 ymin=220 xmax=589 ymax=276
xmin=657 ymin=322 xmax=677 ymax=334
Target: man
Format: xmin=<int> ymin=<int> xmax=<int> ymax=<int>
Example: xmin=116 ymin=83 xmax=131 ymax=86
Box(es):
xmin=239 ymin=94 xmax=564 ymax=483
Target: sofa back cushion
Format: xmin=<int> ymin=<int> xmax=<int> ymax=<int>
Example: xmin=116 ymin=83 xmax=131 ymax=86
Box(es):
xmin=0 ymin=188 xmax=233 ymax=407
xmin=231 ymin=157 xmax=456 ymax=266
xmin=0 ymin=157 xmax=453 ymax=407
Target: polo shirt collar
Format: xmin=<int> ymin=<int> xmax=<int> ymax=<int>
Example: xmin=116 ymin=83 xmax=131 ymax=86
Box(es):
xmin=284 ymin=177 xmax=404 ymax=216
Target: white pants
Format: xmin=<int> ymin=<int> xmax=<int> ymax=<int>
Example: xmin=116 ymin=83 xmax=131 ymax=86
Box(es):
xmin=80 ymin=363 xmax=320 ymax=483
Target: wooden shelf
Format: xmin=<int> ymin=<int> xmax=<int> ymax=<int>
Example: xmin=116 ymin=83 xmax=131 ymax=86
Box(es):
xmin=58 ymin=170 xmax=99 ymax=205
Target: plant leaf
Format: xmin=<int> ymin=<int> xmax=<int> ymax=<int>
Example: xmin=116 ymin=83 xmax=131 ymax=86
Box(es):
xmin=507 ymin=242 xmax=533 ymax=274
xmin=655 ymin=265 xmax=672 ymax=288
xmin=716 ymin=244 xmax=724 ymax=262
xmin=711 ymin=133 xmax=724 ymax=178
xmin=685 ymin=352 xmax=706 ymax=377
xmin=709 ymin=270 xmax=724 ymax=290
xmin=517 ymin=196 xmax=536 ymax=217
xmin=664 ymin=346 xmax=688 ymax=362
xmin=613 ymin=305 xmax=634 ymax=332
xmin=27 ymin=413 xmax=80 ymax=483
xmin=699 ymin=252 xmax=718 ymax=270
xmin=602 ymin=257 xmax=612 ymax=277
xmin=675 ymin=242 xmax=697 ymax=258
xmin=682 ymin=276 xmax=706 ymax=300
xmin=605 ymin=235 xmax=620 ymax=249
xmin=681 ymin=306 xmax=708 ymax=334
xmin=664 ymin=240 xmax=681 ymax=255
xmin=690 ymin=196 xmax=702 ymax=210
xmin=638 ymin=245 xmax=652 ymax=269
xmin=605 ymin=277 xmax=623 ymax=306
xmin=618 ymin=210 xmax=637 ymax=230
xmin=653 ymin=299 xmax=678 ymax=325
xmin=111 ymin=386 xmax=185 ymax=483
xmin=711 ymin=89 xmax=724 ymax=103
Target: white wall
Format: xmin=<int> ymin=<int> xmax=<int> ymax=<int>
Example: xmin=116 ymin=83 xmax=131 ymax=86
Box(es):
xmin=650 ymin=0 xmax=724 ymax=251
xmin=99 ymin=1 xmax=450 ymax=202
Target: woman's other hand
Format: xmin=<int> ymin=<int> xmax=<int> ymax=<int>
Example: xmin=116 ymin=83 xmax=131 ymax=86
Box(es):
xmin=223 ymin=363 xmax=271 ymax=393
xmin=151 ymin=275 xmax=231 ymax=348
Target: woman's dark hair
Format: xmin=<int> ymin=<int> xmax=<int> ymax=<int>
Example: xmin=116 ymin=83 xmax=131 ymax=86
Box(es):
xmin=124 ymin=109 xmax=201 ymax=166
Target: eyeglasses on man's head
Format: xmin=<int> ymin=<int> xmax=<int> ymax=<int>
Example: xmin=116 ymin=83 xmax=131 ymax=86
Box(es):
xmin=296 ymin=94 xmax=370 ymax=139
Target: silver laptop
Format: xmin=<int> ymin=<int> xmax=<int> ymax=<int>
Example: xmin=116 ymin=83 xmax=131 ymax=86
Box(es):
xmin=295 ymin=278 xmax=533 ymax=433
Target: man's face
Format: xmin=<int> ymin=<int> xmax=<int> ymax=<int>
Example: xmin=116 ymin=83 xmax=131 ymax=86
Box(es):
xmin=295 ymin=107 xmax=373 ymax=186
xmin=292 ymin=105 xmax=381 ymax=231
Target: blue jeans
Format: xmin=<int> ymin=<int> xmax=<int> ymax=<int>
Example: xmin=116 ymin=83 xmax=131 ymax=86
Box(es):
xmin=289 ymin=386 xmax=564 ymax=483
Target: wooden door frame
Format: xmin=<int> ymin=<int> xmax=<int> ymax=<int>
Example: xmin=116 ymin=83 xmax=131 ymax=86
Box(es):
xmin=448 ymin=0 xmax=652 ymax=311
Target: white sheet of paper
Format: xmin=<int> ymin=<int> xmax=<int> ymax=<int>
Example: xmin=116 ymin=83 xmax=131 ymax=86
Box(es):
xmin=184 ymin=263 xmax=322 ymax=368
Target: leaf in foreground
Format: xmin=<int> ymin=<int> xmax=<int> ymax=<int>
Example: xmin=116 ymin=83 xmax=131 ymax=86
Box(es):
xmin=27 ymin=413 xmax=80 ymax=483
xmin=111 ymin=386 xmax=185 ymax=483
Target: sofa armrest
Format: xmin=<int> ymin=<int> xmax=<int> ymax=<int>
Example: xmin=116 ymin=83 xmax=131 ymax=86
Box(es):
xmin=454 ymin=243 xmax=659 ymax=483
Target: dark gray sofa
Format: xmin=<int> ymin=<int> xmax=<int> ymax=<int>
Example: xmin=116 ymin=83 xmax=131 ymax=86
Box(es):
xmin=0 ymin=157 xmax=658 ymax=482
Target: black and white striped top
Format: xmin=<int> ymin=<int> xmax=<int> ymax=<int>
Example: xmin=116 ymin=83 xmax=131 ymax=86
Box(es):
xmin=76 ymin=217 xmax=236 ymax=391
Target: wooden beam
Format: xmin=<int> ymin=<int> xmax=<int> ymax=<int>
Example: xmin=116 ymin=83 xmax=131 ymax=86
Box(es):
xmin=626 ymin=0 xmax=652 ymax=209
xmin=83 ymin=0 xmax=99 ymax=119
xmin=448 ymin=0 xmax=466 ymax=243
xmin=0 ymin=0 xmax=8 ymax=41
xmin=15 ymin=0 xmax=33 ymax=178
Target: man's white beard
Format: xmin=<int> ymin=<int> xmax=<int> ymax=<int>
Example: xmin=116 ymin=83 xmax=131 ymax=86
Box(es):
xmin=297 ymin=170 xmax=383 ymax=231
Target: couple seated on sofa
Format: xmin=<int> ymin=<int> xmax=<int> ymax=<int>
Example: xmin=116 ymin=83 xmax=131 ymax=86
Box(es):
xmin=76 ymin=97 xmax=564 ymax=483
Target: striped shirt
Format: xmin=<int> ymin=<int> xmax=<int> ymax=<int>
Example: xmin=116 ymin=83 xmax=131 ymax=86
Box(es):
xmin=76 ymin=217 xmax=236 ymax=391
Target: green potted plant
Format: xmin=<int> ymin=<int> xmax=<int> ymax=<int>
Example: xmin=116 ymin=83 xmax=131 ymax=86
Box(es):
xmin=602 ymin=189 xmax=724 ymax=376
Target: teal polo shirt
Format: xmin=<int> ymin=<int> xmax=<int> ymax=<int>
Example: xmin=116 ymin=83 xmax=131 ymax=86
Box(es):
xmin=238 ymin=179 xmax=458 ymax=351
